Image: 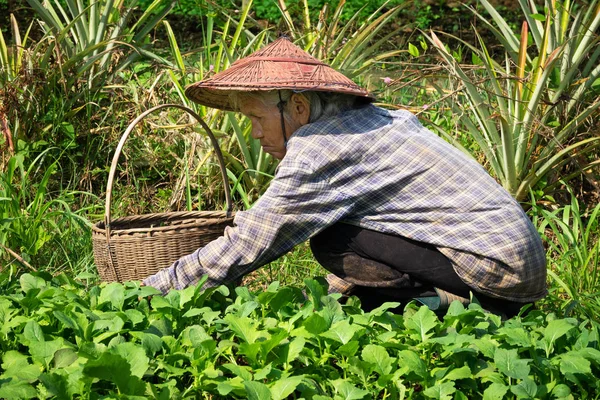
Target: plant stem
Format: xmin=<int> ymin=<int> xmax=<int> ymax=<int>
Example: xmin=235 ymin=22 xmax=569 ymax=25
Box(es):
xmin=0 ymin=243 xmax=37 ymax=272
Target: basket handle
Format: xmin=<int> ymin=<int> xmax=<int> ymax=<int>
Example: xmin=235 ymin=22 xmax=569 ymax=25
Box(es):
xmin=104 ymin=104 xmax=233 ymax=236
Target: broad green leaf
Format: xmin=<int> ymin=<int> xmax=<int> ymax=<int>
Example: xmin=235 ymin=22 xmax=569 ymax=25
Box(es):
xmin=559 ymin=352 xmax=591 ymax=375
xmin=236 ymin=301 xmax=260 ymax=317
xmin=138 ymin=332 xmax=163 ymax=356
xmin=321 ymin=296 xmax=344 ymax=323
xmin=368 ymin=302 xmax=401 ymax=316
xmin=259 ymin=329 xmax=287 ymax=359
xmin=93 ymin=315 xmax=125 ymax=334
xmin=124 ymin=309 xmax=145 ymax=326
xmin=112 ymin=342 xmax=149 ymax=378
xmin=497 ymin=327 xmax=531 ymax=348
xmin=83 ymin=352 xmax=145 ymax=395
xmin=255 ymin=364 xmax=272 ymax=381
xmin=269 ymin=287 xmax=304 ymax=312
xmin=224 ymin=314 xmax=261 ymax=344
xmin=321 ymin=319 xmax=363 ymax=345
xmin=349 ymin=357 xmax=375 ymax=381
xmin=575 ymin=347 xmax=600 ymax=363
xmin=285 ymin=337 xmax=305 ymax=365
xmin=1 ymin=351 xmax=29 ymax=369
xmin=337 ymin=340 xmax=360 ymax=357
xmin=404 ymin=306 xmax=438 ymax=342
xmin=334 ymin=379 xmax=369 ymax=400
xmin=150 ymin=295 xmax=176 ymax=310
xmin=494 ymin=348 xmax=530 ymax=379
xmin=303 ymin=313 xmax=329 ymax=335
xmin=234 ymin=338 xmax=259 ymax=362
xmin=29 ymin=338 xmax=64 ymax=367
xmin=397 ymin=350 xmax=427 ymax=379
xmin=244 ymin=380 xmax=272 ymax=400
xmin=423 ymin=381 xmax=456 ymax=399
xmin=39 ymin=372 xmax=71 ymax=399
xmin=442 ymin=365 xmax=472 ymax=382
xmin=109 ymin=336 xmax=127 ymax=350
xmin=137 ymin=285 xmax=161 ymax=298
xmin=20 ymin=273 xmax=46 ymax=293
xmin=551 ymin=384 xmax=571 ymax=398
xmin=361 ymin=344 xmax=393 ymax=375
xmin=53 ymin=311 xmax=80 ymax=334
xmin=270 ymin=375 xmax=304 ymax=400
xmin=0 ymin=380 xmax=37 ymax=399
xmin=1 ymin=351 xmax=41 ymax=382
xmin=543 ymin=319 xmax=574 ymax=353
xmin=510 ymin=377 xmax=537 ymax=398
xmin=483 ymin=383 xmax=509 ymax=400
xmin=223 ymin=363 xmax=253 ymax=381
xmin=98 ymin=282 xmax=125 ymax=311
xmin=181 ymin=325 xmax=211 ymax=348
xmin=179 ymin=284 xmax=196 ymax=308
xmin=182 ymin=307 xmax=205 ymax=318
xmin=445 ymin=300 xmax=466 ymax=316
xmin=163 ymin=288 xmax=181 ymax=308
xmin=235 ymin=286 xmax=255 ymax=301
xmin=53 ymin=348 xmax=78 ymax=368
xmin=472 ymin=338 xmax=498 ymax=359
xmin=149 ymin=317 xmax=172 ymax=336
xmin=218 ymin=380 xmax=240 ymax=396
xmin=304 ymin=278 xmax=327 ymax=307
xmin=23 ymin=320 xmax=45 ymax=343
xmin=78 ymin=342 xmax=107 ymax=359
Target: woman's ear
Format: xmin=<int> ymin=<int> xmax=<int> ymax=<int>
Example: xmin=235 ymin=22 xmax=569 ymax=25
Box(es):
xmin=290 ymin=93 xmax=310 ymax=125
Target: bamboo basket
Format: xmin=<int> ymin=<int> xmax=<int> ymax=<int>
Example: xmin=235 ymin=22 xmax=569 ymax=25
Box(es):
xmin=92 ymin=104 xmax=234 ymax=282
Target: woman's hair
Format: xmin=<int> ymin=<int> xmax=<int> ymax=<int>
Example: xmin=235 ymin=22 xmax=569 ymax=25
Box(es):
xmin=230 ymin=90 xmax=368 ymax=123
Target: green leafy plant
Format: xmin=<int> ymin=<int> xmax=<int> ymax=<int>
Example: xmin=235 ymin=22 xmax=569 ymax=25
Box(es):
xmin=427 ymin=0 xmax=600 ymax=201
xmin=0 ymin=273 xmax=599 ymax=398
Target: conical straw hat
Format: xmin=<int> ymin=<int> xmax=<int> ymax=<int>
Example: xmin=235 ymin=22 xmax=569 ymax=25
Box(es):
xmin=185 ymin=37 xmax=374 ymax=111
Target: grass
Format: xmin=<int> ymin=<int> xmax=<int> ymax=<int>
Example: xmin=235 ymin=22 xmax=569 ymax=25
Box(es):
xmin=532 ymin=190 xmax=600 ymax=320
xmin=242 ymin=243 xmax=326 ymax=292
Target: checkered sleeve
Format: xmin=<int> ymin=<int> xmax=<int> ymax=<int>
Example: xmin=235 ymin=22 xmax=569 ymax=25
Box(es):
xmin=143 ymin=159 xmax=353 ymax=294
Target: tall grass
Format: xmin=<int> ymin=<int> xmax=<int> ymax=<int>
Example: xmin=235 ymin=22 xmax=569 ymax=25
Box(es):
xmin=532 ymin=189 xmax=600 ymax=320
xmin=242 ymin=242 xmax=325 ymax=291
xmin=0 ymin=151 xmax=96 ymax=275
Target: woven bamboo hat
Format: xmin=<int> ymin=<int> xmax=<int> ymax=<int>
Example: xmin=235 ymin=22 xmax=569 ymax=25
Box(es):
xmin=185 ymin=37 xmax=374 ymax=111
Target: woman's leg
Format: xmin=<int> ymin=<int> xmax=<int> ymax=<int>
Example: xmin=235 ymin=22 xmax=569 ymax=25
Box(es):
xmin=310 ymin=223 xmax=471 ymax=295
xmin=310 ymin=222 xmax=530 ymax=317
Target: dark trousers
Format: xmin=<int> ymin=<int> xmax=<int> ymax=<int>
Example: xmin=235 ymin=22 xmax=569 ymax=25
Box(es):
xmin=309 ymin=223 xmax=530 ymax=317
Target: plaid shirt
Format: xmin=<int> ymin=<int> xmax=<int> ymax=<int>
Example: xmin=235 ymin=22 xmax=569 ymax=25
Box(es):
xmin=144 ymin=105 xmax=547 ymax=302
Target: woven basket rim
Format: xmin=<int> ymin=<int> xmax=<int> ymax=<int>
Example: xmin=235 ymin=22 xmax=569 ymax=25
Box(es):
xmin=92 ymin=210 xmax=235 ymax=234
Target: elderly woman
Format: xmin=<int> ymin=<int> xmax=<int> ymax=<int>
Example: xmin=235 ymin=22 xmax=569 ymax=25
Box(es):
xmin=143 ymin=37 xmax=547 ymax=316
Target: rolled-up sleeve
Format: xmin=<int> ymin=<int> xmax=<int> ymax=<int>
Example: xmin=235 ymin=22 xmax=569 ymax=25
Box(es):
xmin=143 ymin=159 xmax=353 ymax=293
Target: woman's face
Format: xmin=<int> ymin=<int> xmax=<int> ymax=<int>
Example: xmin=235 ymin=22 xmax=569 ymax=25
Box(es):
xmin=239 ymin=93 xmax=310 ymax=160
